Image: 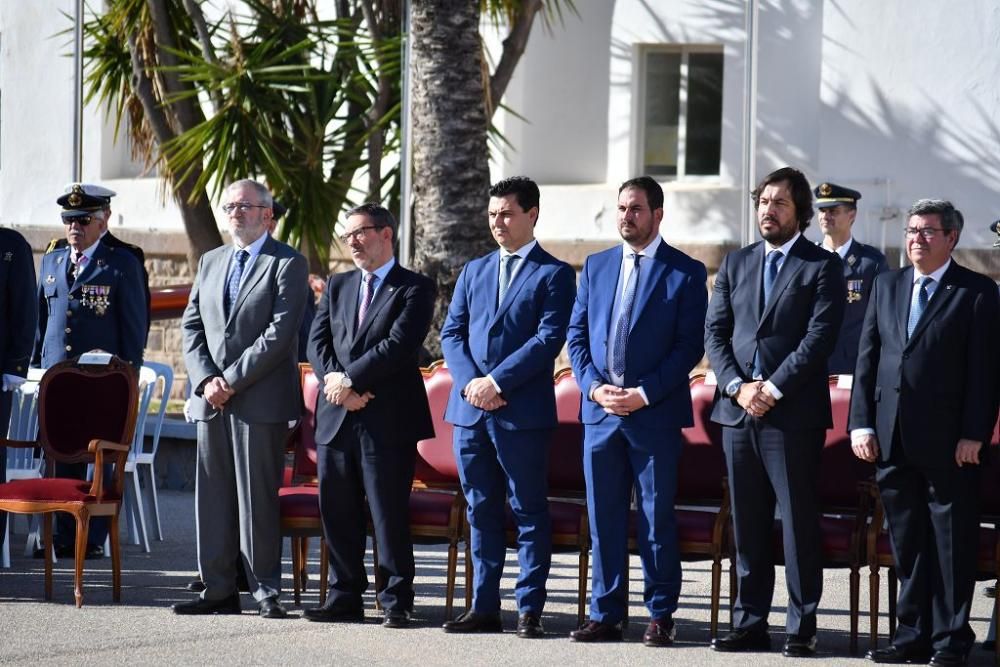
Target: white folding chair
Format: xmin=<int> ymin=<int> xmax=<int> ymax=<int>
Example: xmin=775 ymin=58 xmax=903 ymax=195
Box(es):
xmin=113 ymin=367 xmax=156 ymax=553
xmin=3 ymin=380 xmax=43 ymax=568
xmin=139 ymin=361 xmax=172 ymax=541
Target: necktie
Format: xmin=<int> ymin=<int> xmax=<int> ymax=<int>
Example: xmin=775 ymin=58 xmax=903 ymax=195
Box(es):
xmin=763 ymin=249 xmax=783 ymax=306
xmin=357 ymin=272 xmax=376 ymax=328
xmin=907 ymin=276 xmax=933 ymax=339
xmin=611 ymin=253 xmax=641 ymax=377
xmin=225 ymin=249 xmax=249 ymax=317
xmin=498 ymin=254 xmax=521 ymax=305
xmin=68 ymin=252 xmax=81 ymax=282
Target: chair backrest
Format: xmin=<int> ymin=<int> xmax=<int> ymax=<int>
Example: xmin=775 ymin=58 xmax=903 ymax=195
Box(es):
xmin=818 ymin=378 xmax=874 ymax=511
xmin=548 ymin=368 xmax=586 ymax=496
xmin=128 ymin=366 xmax=158 ymax=459
xmin=38 ymin=357 xmax=139 ymax=465
xmin=5 ymin=381 xmax=42 ymax=474
xmin=414 ymin=361 xmax=460 ymax=486
xmin=289 ymin=363 xmax=320 ymax=481
xmin=676 ymin=374 xmax=727 ymax=503
xmin=141 ymin=361 xmax=174 ymax=459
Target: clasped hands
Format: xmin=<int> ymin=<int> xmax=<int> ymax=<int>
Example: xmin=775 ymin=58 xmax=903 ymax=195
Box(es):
xmin=592 ymin=384 xmax=645 ymax=417
xmin=203 ymin=376 xmax=235 ymax=410
xmin=323 ymin=372 xmax=374 ymax=411
xmin=463 ymin=377 xmax=507 ymax=411
xmin=736 ymin=380 xmax=776 ymax=419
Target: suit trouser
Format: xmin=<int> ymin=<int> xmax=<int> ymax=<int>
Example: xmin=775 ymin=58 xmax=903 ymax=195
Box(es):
xmin=454 ymin=419 xmax=551 ymax=614
xmin=318 ymin=413 xmax=416 ymax=612
xmin=195 ymin=415 xmax=287 ymax=602
xmin=877 ymin=438 xmax=980 ymax=653
xmin=584 ymin=418 xmax=682 ymax=624
xmin=723 ymin=420 xmax=824 ymax=636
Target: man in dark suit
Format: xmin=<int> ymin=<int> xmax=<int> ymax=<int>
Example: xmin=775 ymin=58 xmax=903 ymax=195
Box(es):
xmin=33 ymin=185 xmax=148 ymax=559
xmin=705 ymin=166 xmax=845 ymax=656
xmin=305 ymin=203 xmax=435 ymax=628
xmin=566 ymin=176 xmax=708 ymax=646
xmin=0 ymin=226 xmax=37 ymax=557
xmin=440 ymin=177 xmax=575 ymax=638
xmin=849 ymin=199 xmax=999 ymax=666
xmin=175 ymin=180 xmax=308 ymax=619
xmin=815 ymin=182 xmax=889 ymax=375
xmin=46 ymin=184 xmax=151 ymax=341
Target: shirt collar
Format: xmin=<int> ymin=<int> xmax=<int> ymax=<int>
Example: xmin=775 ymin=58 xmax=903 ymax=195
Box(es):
xmin=74 ymin=240 xmax=100 ymax=262
xmin=500 ymin=239 xmax=537 ymax=260
xmin=821 ymin=236 xmax=853 ymax=259
xmin=913 ymin=258 xmax=951 ymax=285
xmin=363 ymin=256 xmax=396 ymax=283
xmin=233 ymin=232 xmax=268 ymax=259
xmin=766 ymin=231 xmax=800 ymax=257
xmin=622 ymin=234 xmax=663 ymax=259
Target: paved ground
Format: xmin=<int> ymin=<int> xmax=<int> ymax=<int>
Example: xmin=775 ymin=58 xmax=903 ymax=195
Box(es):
xmin=0 ymin=490 xmax=995 ymax=666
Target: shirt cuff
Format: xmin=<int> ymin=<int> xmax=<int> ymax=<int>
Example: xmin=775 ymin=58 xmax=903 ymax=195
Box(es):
xmin=763 ymin=380 xmax=783 ymax=400
xmin=588 ymin=381 xmax=601 ymax=401
xmin=1 ymin=374 xmax=26 ymax=392
xmin=636 ymin=386 xmax=650 ymax=406
xmin=486 ymin=374 xmax=502 ymax=395
xmin=850 ymin=428 xmax=876 ymax=439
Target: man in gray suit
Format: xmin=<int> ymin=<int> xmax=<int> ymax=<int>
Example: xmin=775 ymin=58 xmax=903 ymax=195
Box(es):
xmin=175 ymin=179 xmax=308 ymax=618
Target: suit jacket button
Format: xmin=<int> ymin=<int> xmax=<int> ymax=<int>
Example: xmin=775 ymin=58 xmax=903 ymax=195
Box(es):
xmin=65 ymin=327 xmax=72 ymax=334
xmin=66 ymin=311 xmax=73 ymax=316
xmin=225 ymin=332 xmax=232 ymax=339
xmin=65 ymin=345 xmax=72 ymax=352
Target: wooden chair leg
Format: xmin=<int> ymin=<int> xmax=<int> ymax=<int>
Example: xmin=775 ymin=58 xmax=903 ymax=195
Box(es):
xmin=319 ymin=539 xmax=329 ymax=606
xmin=74 ymin=514 xmax=89 ymax=608
xmin=445 ymin=539 xmax=458 ymax=620
xmin=110 ymin=511 xmax=122 ymax=603
xmin=299 ymin=537 xmax=310 ymax=591
xmin=888 ymin=568 xmax=897 ymax=639
xmin=869 ymin=565 xmax=880 ymax=650
xmin=849 ymin=566 xmax=860 ymax=654
xmin=290 ymin=537 xmax=302 ymax=606
xmin=464 ymin=543 xmax=472 ymax=611
xmin=729 ymin=560 xmax=736 ymax=630
xmin=621 ymin=554 xmax=630 ymax=633
xmin=578 ymin=547 xmax=589 ymax=628
xmin=710 ymin=557 xmax=722 ymax=638
xmin=43 ymin=513 xmax=54 ymax=601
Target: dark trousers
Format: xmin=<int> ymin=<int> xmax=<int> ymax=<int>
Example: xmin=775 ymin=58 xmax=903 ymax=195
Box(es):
xmin=317 ymin=413 xmax=416 ymax=612
xmin=877 ymin=439 xmax=980 ymax=653
xmin=454 ymin=419 xmax=552 ymax=615
xmin=723 ymin=420 xmax=824 ymax=636
xmin=54 ymin=461 xmax=112 ymax=549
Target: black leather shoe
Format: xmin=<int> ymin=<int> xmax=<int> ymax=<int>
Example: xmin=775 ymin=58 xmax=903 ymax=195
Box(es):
xmin=442 ymin=610 xmax=503 ymax=633
xmin=642 ymin=617 xmax=676 ymax=647
xmin=569 ymin=620 xmax=623 ymax=643
xmin=50 ymin=544 xmax=104 ymax=560
xmin=783 ymin=634 xmax=817 ymax=657
xmin=866 ymin=644 xmax=932 ymax=663
xmin=258 ymin=597 xmax=287 ymax=619
xmin=711 ymin=627 xmax=772 ymax=652
xmin=929 ymin=647 xmax=968 ymax=666
xmin=383 ymin=609 xmax=411 ymax=628
xmin=982 ymin=640 xmax=996 ymax=652
xmin=172 ymin=593 xmax=242 ymax=615
xmin=303 ymin=602 xmax=365 ymax=623
xmin=516 ymin=612 xmax=544 ymax=638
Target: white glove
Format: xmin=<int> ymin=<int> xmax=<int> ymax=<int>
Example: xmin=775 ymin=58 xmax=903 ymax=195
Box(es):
xmin=2 ymin=374 xmax=27 ymax=392
xmin=183 ymin=398 xmax=195 ymax=424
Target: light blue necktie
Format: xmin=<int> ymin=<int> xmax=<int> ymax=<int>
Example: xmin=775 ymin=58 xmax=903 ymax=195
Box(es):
xmin=225 ymin=249 xmax=249 ymax=317
xmin=611 ymin=253 xmax=641 ymax=377
xmin=907 ymin=276 xmax=932 ymax=339
xmin=498 ymin=254 xmax=520 ymax=305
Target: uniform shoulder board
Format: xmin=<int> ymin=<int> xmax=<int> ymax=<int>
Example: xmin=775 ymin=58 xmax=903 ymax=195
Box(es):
xmin=45 ymin=238 xmax=64 ymax=254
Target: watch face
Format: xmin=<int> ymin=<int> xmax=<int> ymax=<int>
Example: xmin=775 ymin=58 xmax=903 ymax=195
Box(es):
xmin=341 ymin=376 xmax=352 ymax=388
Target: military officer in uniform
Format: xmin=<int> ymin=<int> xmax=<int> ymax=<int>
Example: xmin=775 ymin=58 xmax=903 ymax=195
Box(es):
xmin=815 ymin=182 xmax=889 ymax=375
xmin=45 ymin=184 xmax=151 ymax=341
xmin=32 ymin=185 xmax=148 ymax=559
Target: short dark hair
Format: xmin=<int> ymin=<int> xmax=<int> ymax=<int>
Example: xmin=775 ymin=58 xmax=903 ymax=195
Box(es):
xmin=752 ymin=167 xmax=814 ymax=231
xmin=619 ymin=176 xmax=664 ymax=211
xmin=907 ymin=198 xmax=963 ymax=242
xmin=489 ymin=176 xmax=540 ymax=212
xmin=346 ymin=202 xmax=397 ymax=240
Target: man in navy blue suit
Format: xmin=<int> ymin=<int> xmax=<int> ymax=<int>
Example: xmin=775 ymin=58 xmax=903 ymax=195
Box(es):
xmin=705 ymin=167 xmax=845 ymax=656
xmin=566 ymin=176 xmax=708 ymax=646
xmin=814 ymin=182 xmax=888 ymax=375
xmin=441 ymin=176 xmax=576 ymax=638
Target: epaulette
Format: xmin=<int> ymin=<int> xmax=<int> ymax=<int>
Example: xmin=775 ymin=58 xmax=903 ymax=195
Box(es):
xmin=45 ymin=238 xmax=64 ymax=254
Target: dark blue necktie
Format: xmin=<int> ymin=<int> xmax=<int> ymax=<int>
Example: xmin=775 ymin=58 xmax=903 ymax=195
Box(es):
xmin=907 ymin=276 xmax=932 ymax=339
xmin=611 ymin=253 xmax=641 ymax=377
xmin=225 ymin=249 xmax=249 ymax=317
xmin=763 ymin=249 xmax=783 ymax=306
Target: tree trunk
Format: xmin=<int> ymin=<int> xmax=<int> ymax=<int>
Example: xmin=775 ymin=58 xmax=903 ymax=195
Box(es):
xmin=410 ymin=0 xmax=495 ymax=361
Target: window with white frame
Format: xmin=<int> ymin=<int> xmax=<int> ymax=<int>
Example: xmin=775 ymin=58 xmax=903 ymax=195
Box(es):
xmin=638 ymin=46 xmax=723 ymax=179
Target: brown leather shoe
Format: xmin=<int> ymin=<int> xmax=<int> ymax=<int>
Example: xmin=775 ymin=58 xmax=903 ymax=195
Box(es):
xmin=643 ymin=617 xmax=676 ymax=647
xmin=569 ymin=620 xmax=623 ymax=643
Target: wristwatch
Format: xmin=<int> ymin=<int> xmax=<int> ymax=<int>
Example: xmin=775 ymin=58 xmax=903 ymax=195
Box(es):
xmin=724 ymin=378 xmax=743 ymax=398
xmin=340 ymin=373 xmax=353 ymax=389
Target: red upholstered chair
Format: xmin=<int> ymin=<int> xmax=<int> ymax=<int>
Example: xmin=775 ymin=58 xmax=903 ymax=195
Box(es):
xmin=0 ymin=357 xmax=139 ymax=607
xmin=626 ymin=373 xmax=731 ymax=636
xmin=280 ymin=363 xmax=327 ymax=606
xmin=772 ymin=377 xmax=871 ymax=652
xmin=412 ymin=361 xmax=466 ymax=620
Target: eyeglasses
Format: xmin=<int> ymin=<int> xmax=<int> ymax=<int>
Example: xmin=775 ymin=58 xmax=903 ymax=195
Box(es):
xmin=62 ymin=215 xmax=95 ymax=226
xmin=221 ymin=202 xmax=270 ymax=214
xmin=338 ymin=225 xmax=383 ymax=244
xmin=904 ymin=227 xmax=946 ymax=240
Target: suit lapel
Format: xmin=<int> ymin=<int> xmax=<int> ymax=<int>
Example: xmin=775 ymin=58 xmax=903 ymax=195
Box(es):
xmin=227 ymin=237 xmax=273 ymax=324
xmin=490 ymin=246 xmax=541 ymax=328
xmin=759 ymin=237 xmax=807 ymax=327
xmin=352 ymin=264 xmax=401 ymax=345
xmin=905 ymin=263 xmax=958 ymax=346
xmin=895 ymin=266 xmax=915 ymax=343
xmin=593 ymin=250 xmax=619 ymax=342
xmin=338 ymin=270 xmax=363 ymax=338
xmin=630 ymin=242 xmax=670 ymax=330
xmin=71 ymin=244 xmax=108 ymax=292
xmin=746 ymin=242 xmax=765 ymax=325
